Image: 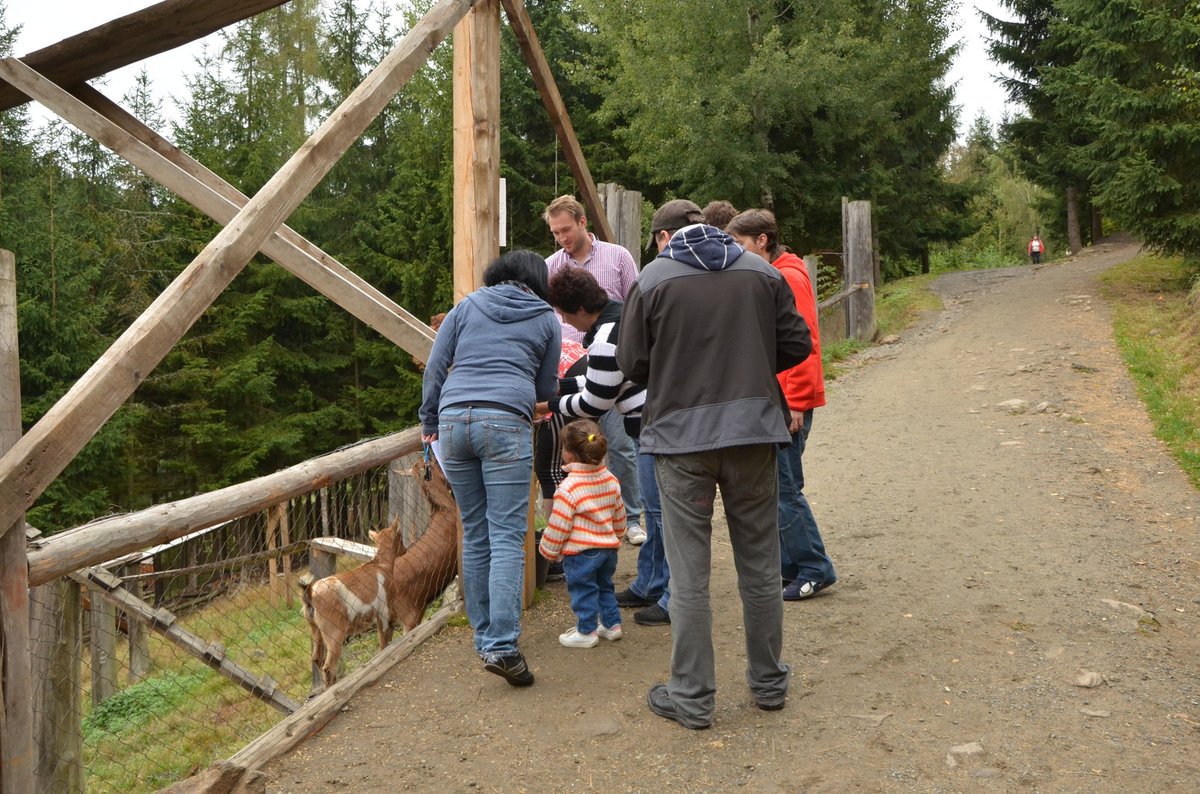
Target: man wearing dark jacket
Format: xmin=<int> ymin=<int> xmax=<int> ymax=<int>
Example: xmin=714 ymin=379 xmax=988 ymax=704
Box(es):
xmin=618 ymin=199 xmax=812 ymax=729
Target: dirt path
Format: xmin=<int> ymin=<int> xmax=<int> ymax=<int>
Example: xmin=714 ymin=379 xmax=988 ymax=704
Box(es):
xmin=264 ymin=240 xmax=1200 ymax=792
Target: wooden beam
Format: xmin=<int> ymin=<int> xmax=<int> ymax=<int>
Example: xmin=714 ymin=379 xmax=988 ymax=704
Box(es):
xmin=0 ymin=67 xmax=435 ymax=362
xmin=500 ymin=0 xmax=615 ymax=243
xmin=29 ymin=579 xmax=83 ymax=793
xmin=452 ymin=0 xmax=502 ymax=303
xmin=27 ymin=427 xmax=423 ymax=587
xmin=0 ymin=0 xmax=475 ymax=541
xmin=0 ymin=248 xmax=34 ymax=793
xmin=0 ymin=0 xmax=292 ymax=111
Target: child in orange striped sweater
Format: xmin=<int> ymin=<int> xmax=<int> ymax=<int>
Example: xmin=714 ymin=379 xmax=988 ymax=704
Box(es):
xmin=538 ymin=420 xmax=626 ymax=648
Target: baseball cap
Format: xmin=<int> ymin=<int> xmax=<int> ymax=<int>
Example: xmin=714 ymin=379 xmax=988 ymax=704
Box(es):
xmin=645 ymin=199 xmax=704 ymax=251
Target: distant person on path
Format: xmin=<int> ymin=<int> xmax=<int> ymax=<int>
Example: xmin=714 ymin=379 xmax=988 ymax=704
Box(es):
xmin=619 ymin=199 xmax=812 ymax=729
xmin=420 ymin=250 xmax=560 ymax=687
xmin=538 ymin=420 xmax=626 ymax=648
xmin=1028 ymin=234 xmax=1044 ymax=265
xmin=544 ymin=195 xmax=644 ymax=546
xmin=701 ymin=200 xmax=738 ymax=231
xmin=727 ymin=209 xmax=838 ymax=600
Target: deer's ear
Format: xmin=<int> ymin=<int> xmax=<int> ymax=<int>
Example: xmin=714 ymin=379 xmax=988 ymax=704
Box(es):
xmin=369 ymin=530 xmax=379 ymax=543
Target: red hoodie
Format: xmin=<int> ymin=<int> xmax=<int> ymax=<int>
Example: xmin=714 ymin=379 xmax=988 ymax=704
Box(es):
xmin=773 ymin=252 xmax=826 ymax=412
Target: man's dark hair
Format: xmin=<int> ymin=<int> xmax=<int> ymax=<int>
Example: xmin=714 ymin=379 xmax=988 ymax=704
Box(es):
xmin=702 ymin=200 xmax=738 ymax=231
xmin=547 ymin=266 xmax=608 ymax=314
xmin=726 ymin=209 xmax=782 ymax=262
xmin=483 ymin=249 xmax=550 ymax=301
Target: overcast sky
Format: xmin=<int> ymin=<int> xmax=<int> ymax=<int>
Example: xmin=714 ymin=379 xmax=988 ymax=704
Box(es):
xmin=8 ymin=0 xmax=1016 ymax=140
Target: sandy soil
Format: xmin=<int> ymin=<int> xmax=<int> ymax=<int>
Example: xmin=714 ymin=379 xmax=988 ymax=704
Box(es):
xmin=264 ymin=239 xmax=1200 ymax=792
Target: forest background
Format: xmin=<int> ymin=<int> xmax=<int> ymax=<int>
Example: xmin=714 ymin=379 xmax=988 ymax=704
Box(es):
xmin=0 ymin=0 xmax=1196 ymax=532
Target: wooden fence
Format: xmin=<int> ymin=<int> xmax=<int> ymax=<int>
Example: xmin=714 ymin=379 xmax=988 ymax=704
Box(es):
xmin=19 ymin=428 xmax=465 ymax=792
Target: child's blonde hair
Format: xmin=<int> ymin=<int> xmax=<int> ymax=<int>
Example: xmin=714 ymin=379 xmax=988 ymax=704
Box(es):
xmin=561 ymin=419 xmax=607 ymax=465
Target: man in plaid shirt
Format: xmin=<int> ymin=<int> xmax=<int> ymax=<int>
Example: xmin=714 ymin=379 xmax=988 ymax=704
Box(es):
xmin=544 ymin=195 xmax=644 ymax=544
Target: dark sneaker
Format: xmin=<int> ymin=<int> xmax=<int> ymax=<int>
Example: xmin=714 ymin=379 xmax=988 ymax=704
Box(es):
xmin=546 ymin=562 xmax=565 ymax=583
xmin=634 ymin=603 xmax=670 ymax=626
xmin=647 ymin=684 xmax=710 ymax=730
xmin=782 ymin=578 xmax=835 ymax=601
xmin=616 ymin=587 xmax=656 ymax=608
xmin=484 ymin=653 xmax=534 ymax=686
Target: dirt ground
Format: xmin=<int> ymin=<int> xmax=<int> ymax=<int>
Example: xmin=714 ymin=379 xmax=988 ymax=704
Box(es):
xmin=263 ymin=240 xmax=1200 ymax=792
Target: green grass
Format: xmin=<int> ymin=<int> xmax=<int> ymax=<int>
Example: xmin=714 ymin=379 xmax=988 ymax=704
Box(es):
xmin=1099 ymin=253 xmax=1200 ymax=488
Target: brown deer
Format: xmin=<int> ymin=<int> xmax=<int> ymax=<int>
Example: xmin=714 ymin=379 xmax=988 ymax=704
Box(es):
xmin=299 ymin=519 xmax=405 ymax=689
xmin=389 ymin=457 xmax=459 ymax=631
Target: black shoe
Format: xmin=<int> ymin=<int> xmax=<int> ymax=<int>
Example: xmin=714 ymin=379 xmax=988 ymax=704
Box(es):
xmin=545 ymin=562 xmax=565 ymax=583
xmin=646 ymin=684 xmax=710 ymax=730
xmin=755 ymin=695 xmax=786 ymax=711
xmin=782 ymin=578 xmax=835 ymax=601
xmin=616 ymin=587 xmax=656 ymax=608
xmin=634 ymin=603 xmax=670 ymax=626
xmin=484 ymin=653 xmax=534 ymax=687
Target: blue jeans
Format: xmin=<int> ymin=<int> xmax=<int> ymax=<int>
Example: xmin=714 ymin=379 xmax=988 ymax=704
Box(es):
xmin=630 ymin=451 xmax=670 ymax=602
xmin=437 ymin=406 xmax=532 ymax=661
xmin=600 ymin=410 xmax=642 ymax=526
xmin=778 ymin=410 xmax=836 ymax=584
xmin=562 ymin=548 xmax=621 ymax=634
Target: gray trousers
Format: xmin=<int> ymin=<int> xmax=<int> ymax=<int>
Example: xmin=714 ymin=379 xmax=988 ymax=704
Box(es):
xmin=655 ymin=445 xmax=791 ymax=725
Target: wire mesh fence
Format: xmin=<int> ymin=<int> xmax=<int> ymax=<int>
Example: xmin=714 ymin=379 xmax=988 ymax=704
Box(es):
xmin=27 ymin=446 xmax=457 ymax=793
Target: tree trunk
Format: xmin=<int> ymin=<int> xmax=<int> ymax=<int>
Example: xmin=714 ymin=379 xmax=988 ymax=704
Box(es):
xmin=1090 ymin=205 xmax=1103 ymax=245
xmin=1065 ymin=186 xmax=1084 ymax=253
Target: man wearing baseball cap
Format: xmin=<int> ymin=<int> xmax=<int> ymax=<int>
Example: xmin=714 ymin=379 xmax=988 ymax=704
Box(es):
xmin=618 ymin=198 xmax=812 ymax=729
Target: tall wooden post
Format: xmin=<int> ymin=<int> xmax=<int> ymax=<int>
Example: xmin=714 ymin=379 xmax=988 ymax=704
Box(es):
xmin=0 ymin=248 xmax=35 ymax=792
xmin=598 ymin=183 xmax=643 ymax=264
xmin=846 ymin=201 xmax=876 ymax=342
xmin=452 ymin=0 xmax=500 ymax=303
xmin=88 ymin=587 xmax=117 ymax=705
xmin=29 ymin=579 xmax=83 ymax=793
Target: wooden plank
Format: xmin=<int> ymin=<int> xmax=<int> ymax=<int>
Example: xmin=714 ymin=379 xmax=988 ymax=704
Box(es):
xmin=280 ymin=504 xmax=293 ymax=607
xmin=524 ymin=474 xmax=537 ymax=607
xmin=88 ymin=586 xmax=118 ymax=705
xmin=0 ymin=0 xmax=291 ymax=111
xmin=309 ymin=537 xmax=376 ymax=563
xmin=845 ymin=200 xmax=876 ymax=342
xmin=228 ymin=599 xmax=459 ymax=772
xmin=72 ymin=568 xmax=300 ymax=714
xmin=452 ymin=0 xmax=501 ymax=302
xmin=267 ymin=506 xmax=281 ymax=607
xmin=0 ymin=247 xmax=34 ymax=793
xmin=0 ymin=0 xmax=474 ymax=541
xmin=29 ymin=579 xmax=83 ymax=794
xmin=123 ymin=565 xmax=152 ymax=684
xmin=500 ymin=0 xmax=614 ymax=243
xmin=27 ymin=427 xmax=422 ymax=587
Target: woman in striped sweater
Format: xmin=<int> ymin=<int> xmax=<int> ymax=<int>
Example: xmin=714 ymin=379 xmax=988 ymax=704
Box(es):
xmin=538 ymin=420 xmax=627 ymax=648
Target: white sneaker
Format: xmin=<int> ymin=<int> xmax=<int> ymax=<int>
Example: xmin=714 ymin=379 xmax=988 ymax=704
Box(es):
xmin=559 ymin=628 xmax=599 ymax=648
xmin=597 ymin=623 xmax=623 ymax=641
xmin=626 ymin=524 xmax=647 ymax=545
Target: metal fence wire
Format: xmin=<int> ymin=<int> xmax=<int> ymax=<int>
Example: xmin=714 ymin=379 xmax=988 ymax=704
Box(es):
xmin=28 ymin=449 xmax=457 ymax=793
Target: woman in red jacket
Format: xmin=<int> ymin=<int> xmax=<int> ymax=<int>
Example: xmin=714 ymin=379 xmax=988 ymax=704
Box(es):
xmin=727 ymin=209 xmax=837 ymax=600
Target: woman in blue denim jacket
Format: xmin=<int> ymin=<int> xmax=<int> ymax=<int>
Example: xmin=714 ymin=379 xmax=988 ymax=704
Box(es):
xmin=420 ymin=250 xmax=561 ymax=686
